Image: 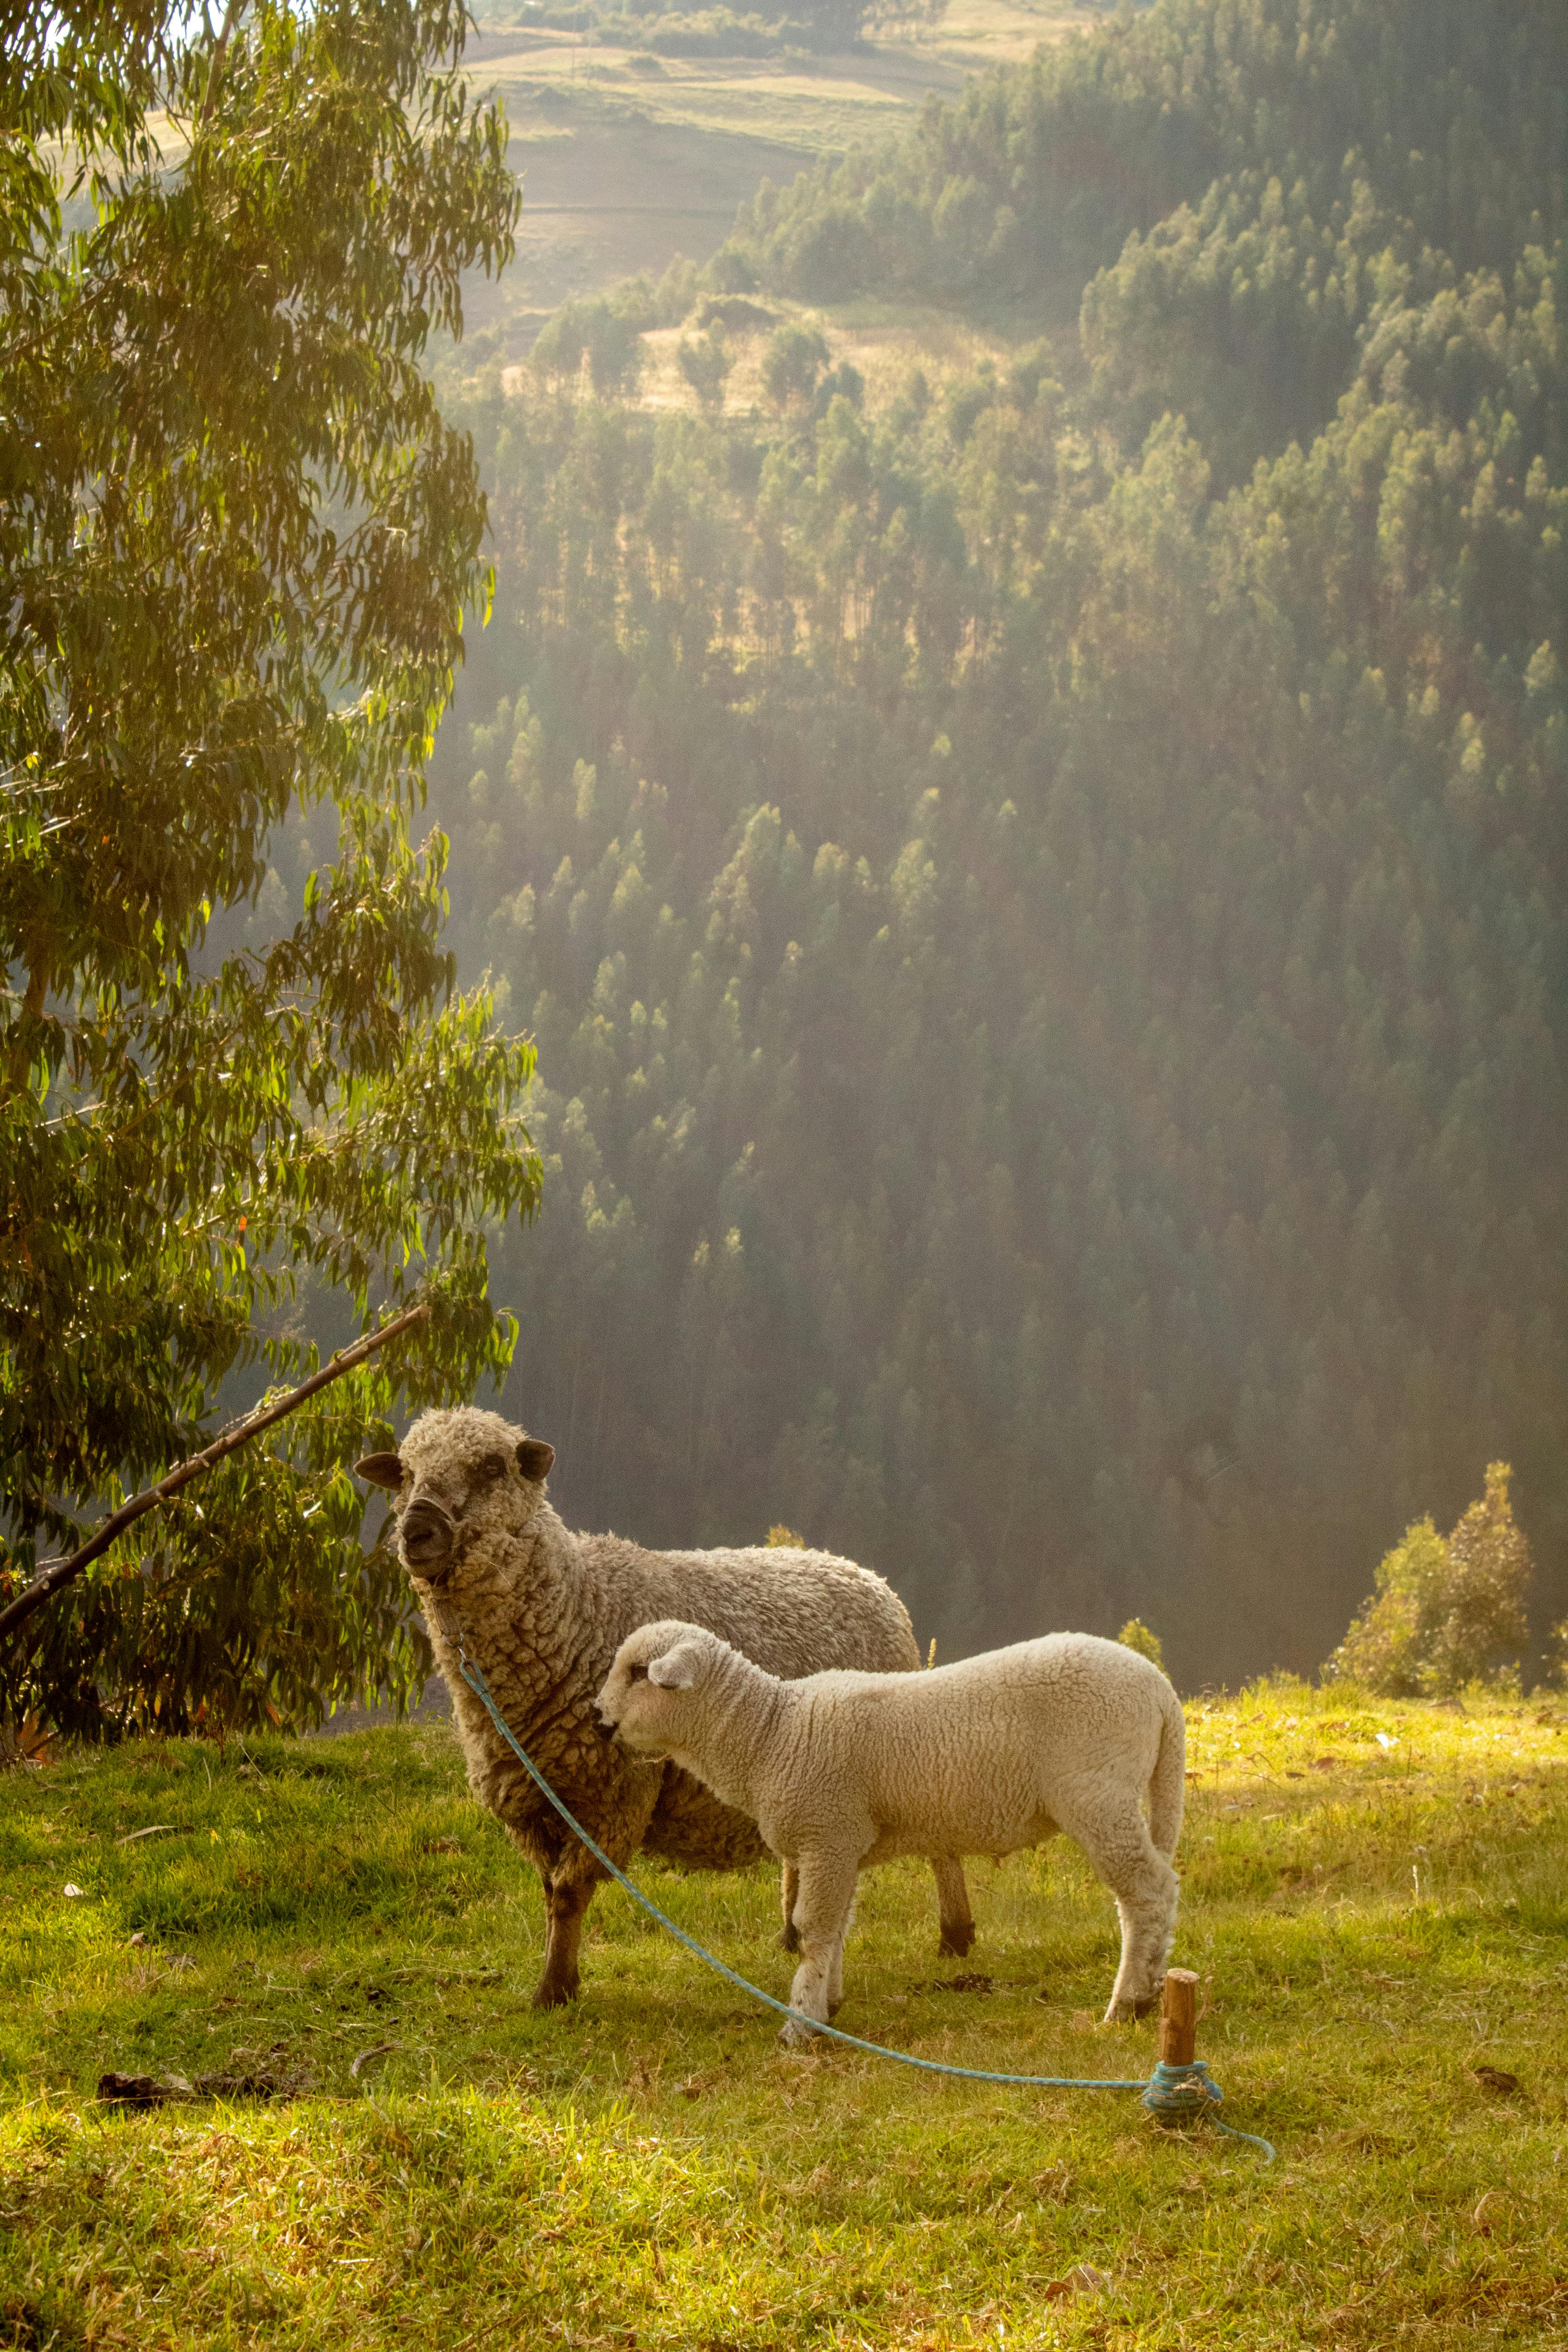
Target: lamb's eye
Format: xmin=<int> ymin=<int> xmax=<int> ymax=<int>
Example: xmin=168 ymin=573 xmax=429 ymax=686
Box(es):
xmin=478 ymin=1454 xmax=506 ymax=1482
xmin=628 ymin=1662 xmax=647 ymax=1682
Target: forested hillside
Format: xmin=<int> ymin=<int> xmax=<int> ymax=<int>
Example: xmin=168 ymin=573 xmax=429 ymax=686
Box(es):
xmin=419 ymin=0 xmax=1567 ymax=1684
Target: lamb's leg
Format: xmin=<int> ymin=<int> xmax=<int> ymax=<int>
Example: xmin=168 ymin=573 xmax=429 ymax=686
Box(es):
xmin=534 ymin=1867 xmax=601 ymax=2009
xmin=777 ymin=1861 xmax=801 ymax=1953
xmin=825 ymin=1884 xmax=857 ymax=2016
xmin=1061 ymin=1794 xmax=1179 ymax=2024
xmin=933 ymin=1855 xmax=975 ymax=1957
xmin=1103 ymin=1867 xmax=1178 ymax=2024
xmin=779 ymin=1852 xmax=858 ymax=2048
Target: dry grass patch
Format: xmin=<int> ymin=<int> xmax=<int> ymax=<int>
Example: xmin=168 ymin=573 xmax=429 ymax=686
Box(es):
xmin=627 ymin=298 xmax=1035 ymax=418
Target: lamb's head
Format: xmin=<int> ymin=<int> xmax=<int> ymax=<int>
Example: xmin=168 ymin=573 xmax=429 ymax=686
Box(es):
xmin=354 ymin=1406 xmax=555 ymax=1587
xmin=596 ymin=1620 xmax=727 ymax=1758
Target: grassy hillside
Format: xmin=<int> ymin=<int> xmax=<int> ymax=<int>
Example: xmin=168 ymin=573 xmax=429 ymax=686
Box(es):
xmin=4 ymin=1685 xmax=1565 ymax=2347
xmin=453 ymin=1 xmax=1092 ymax=356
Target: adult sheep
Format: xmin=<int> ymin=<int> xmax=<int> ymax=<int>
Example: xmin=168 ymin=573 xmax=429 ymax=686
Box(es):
xmin=355 ymin=1407 xmax=974 ymax=2007
xmin=597 ymin=1621 xmax=1185 ymax=2040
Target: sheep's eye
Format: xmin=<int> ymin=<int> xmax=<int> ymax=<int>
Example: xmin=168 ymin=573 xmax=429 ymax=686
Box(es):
xmin=478 ymin=1454 xmax=506 ymax=1482
xmin=628 ymin=1662 xmax=647 ymax=1682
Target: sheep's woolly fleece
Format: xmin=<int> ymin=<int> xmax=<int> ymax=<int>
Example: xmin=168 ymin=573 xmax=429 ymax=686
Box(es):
xmin=366 ymin=1406 xmax=971 ymax=2005
xmin=599 ymin=1621 xmax=1186 ymax=2034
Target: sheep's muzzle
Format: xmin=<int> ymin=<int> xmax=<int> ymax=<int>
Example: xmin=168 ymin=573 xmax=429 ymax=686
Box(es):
xmin=401 ymin=1497 xmax=457 ymax=1577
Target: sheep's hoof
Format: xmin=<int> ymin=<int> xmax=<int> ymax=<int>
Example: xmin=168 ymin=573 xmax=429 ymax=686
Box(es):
xmin=938 ymin=1922 xmax=976 ymax=1958
xmin=778 ymin=2018 xmax=823 ymax=2049
xmin=776 ymin=1923 xmax=802 ymax=1955
xmin=532 ymin=1976 xmax=580 ymax=2010
xmin=1132 ymin=1992 xmax=1159 ymax=2020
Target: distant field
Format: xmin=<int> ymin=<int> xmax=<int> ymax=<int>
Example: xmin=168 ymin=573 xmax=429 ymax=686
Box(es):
xmin=5 ymin=1681 xmax=1565 ymax=2347
xmin=454 ymin=0 xmax=1093 ymax=354
xmin=465 ymin=104 xmax=808 ymax=349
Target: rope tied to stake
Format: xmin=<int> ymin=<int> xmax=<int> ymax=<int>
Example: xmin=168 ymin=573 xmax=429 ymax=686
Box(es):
xmin=454 ymin=1641 xmax=1274 ymax=2161
xmin=1142 ymin=2058 xmax=1224 ymax=2119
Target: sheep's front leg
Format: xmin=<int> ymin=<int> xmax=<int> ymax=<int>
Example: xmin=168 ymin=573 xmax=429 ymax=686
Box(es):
xmin=534 ymin=1867 xmax=601 ymax=2009
xmin=933 ymin=1855 xmax=975 ymax=1957
xmin=777 ymin=1860 xmax=801 ymax=1953
xmin=779 ymin=1852 xmax=858 ymax=2048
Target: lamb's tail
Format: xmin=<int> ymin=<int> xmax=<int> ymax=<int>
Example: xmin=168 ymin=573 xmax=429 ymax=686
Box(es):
xmin=1147 ymin=1678 xmax=1186 ymax=1860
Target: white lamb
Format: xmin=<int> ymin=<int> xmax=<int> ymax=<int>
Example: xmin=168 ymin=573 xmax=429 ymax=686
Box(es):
xmin=597 ymin=1622 xmax=1185 ymax=2041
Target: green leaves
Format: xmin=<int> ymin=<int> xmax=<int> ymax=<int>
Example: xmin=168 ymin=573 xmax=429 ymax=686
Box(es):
xmin=1 ymin=1 xmax=539 ymax=1735
xmin=1326 ymin=1467 xmax=1534 ymax=1697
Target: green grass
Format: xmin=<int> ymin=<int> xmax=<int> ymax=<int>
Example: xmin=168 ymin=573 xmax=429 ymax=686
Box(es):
xmin=4 ymin=1682 xmax=1566 ymax=2348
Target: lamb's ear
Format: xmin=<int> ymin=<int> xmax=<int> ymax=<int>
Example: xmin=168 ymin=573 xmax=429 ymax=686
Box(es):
xmin=516 ymin=1437 xmax=555 ymax=1483
xmin=648 ymin=1641 xmax=701 ymax=1690
xmin=354 ymin=1452 xmax=404 ymax=1491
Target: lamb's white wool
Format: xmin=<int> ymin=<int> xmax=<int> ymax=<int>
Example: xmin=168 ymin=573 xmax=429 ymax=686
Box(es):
xmin=598 ymin=1621 xmax=1185 ymax=2039
xmin=355 ymin=1407 xmax=974 ymax=2008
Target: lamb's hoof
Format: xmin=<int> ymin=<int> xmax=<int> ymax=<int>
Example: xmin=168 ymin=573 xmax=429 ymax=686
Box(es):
xmin=1102 ymin=1998 xmax=1136 ymax=2025
xmin=776 ymin=1924 xmax=802 ymax=1955
xmin=938 ymin=1923 xmax=976 ymax=1959
xmin=1132 ymin=1992 xmax=1159 ymax=2020
xmin=778 ymin=2017 xmax=823 ymax=2049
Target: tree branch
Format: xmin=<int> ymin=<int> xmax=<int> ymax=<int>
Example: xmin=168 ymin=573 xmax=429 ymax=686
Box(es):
xmin=0 ymin=1303 xmax=430 ymax=1648
xmin=197 ymin=0 xmax=249 ymax=129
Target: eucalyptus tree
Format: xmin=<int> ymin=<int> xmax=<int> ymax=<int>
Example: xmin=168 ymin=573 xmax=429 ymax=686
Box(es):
xmin=0 ymin=0 xmax=539 ymax=1736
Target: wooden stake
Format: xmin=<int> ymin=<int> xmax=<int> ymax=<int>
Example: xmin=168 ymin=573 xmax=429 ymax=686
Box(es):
xmin=1158 ymin=1968 xmax=1199 ymax=2068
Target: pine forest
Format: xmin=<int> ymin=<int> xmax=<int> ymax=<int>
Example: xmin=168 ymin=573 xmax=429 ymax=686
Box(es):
xmin=398 ymin=0 xmax=1568 ymax=1686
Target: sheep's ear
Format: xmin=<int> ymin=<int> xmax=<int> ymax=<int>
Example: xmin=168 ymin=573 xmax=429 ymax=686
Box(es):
xmin=354 ymin=1452 xmax=404 ymax=1491
xmin=648 ymin=1642 xmax=700 ymax=1690
xmin=516 ymin=1437 xmax=555 ymax=1483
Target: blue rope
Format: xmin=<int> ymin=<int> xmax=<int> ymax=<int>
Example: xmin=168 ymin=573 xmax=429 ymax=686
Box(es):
xmin=456 ymin=1646 xmax=1274 ymax=2161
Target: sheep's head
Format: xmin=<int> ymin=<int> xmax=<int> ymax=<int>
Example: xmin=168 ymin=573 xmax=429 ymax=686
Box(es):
xmin=596 ymin=1620 xmax=723 ymax=1757
xmin=354 ymin=1406 xmax=554 ymax=1586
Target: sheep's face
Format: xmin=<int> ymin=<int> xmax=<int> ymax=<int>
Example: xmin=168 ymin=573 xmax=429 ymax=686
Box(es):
xmin=354 ymin=1406 xmax=555 ymax=1587
xmin=596 ymin=1620 xmax=716 ymax=1758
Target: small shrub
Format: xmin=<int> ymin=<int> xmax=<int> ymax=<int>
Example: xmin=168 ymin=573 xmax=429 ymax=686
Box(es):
xmin=695 ymin=295 xmax=778 ymax=333
xmin=1116 ymin=1617 xmax=1165 ymax=1671
xmin=1324 ymin=1462 xmax=1532 ymax=1697
xmin=765 ymin=1524 xmax=806 ymax=1548
xmin=676 ymin=321 xmax=733 ymax=414
xmin=532 ymin=297 xmax=644 ymax=397
xmin=1546 ymin=1619 xmax=1568 ymax=1687
xmin=814 ymin=358 xmax=864 ymax=415
xmin=761 ymin=322 xmax=830 ymax=412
